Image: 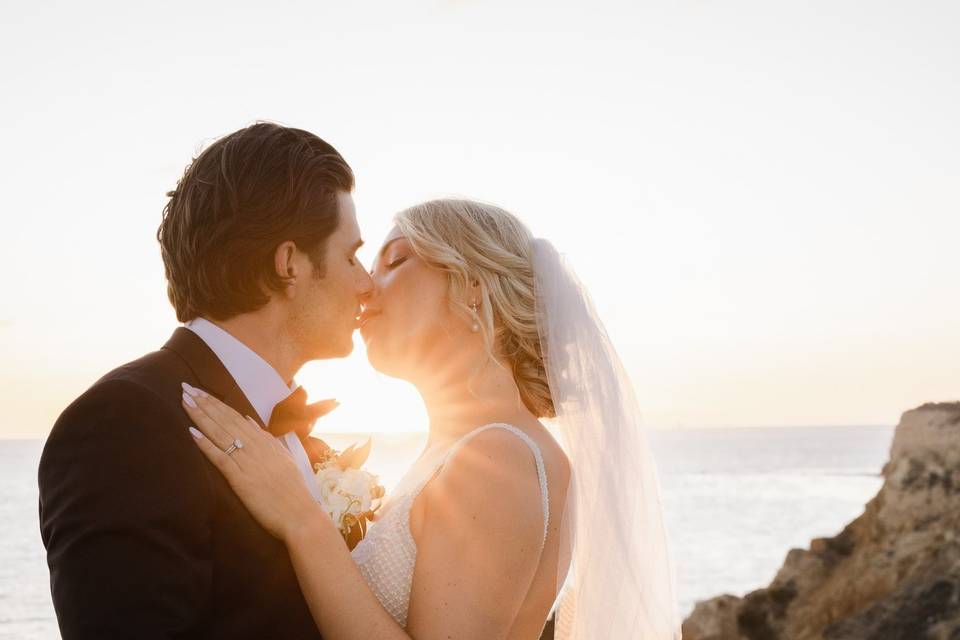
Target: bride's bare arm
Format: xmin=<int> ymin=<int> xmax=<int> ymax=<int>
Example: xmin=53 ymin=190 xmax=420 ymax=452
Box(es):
xmin=285 ymin=513 xmax=410 ymax=639
xmin=182 ymin=387 xmax=544 ymax=640
xmin=405 ymin=430 xmax=545 ymax=638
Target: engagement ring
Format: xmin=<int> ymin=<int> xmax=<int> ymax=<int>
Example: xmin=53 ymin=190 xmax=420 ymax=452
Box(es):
xmin=223 ymin=439 xmax=244 ymax=456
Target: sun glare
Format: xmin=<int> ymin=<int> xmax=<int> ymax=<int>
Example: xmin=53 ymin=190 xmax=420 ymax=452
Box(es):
xmin=297 ymin=335 xmax=429 ymax=436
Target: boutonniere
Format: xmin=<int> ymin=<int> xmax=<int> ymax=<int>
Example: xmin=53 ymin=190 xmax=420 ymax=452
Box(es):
xmin=313 ymin=438 xmax=385 ymax=550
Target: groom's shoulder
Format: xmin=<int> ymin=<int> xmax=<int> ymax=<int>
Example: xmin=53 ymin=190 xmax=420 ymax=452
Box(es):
xmin=52 ymin=345 xmax=189 ymax=438
xmin=95 ymin=343 xmax=188 ymax=394
xmin=39 ymin=344 xmax=214 ymax=519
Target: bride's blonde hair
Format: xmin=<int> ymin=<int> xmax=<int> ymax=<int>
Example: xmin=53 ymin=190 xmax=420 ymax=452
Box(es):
xmin=394 ymin=199 xmax=556 ymax=419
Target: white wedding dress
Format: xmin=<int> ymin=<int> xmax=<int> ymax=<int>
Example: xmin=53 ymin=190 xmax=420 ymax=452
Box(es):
xmin=350 ymin=423 xmax=551 ymax=628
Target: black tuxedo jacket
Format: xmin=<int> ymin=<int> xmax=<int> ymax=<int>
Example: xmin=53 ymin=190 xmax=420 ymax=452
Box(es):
xmin=38 ymin=328 xmax=324 ymax=639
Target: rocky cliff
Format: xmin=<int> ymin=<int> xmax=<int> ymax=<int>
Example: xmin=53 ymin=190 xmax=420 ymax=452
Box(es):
xmin=682 ymin=402 xmax=960 ymax=640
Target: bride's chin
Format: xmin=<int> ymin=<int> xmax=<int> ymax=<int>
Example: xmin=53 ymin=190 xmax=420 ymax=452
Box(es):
xmin=364 ymin=344 xmax=415 ymax=382
xmin=363 ymin=340 xmax=389 ymax=373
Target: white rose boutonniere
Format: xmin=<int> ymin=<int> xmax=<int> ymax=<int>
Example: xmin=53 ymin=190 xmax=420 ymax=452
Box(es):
xmin=313 ymin=438 xmax=384 ymax=550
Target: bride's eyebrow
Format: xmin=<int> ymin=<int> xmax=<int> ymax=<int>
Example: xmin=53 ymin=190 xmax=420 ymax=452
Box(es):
xmin=375 ymin=237 xmax=404 ymax=262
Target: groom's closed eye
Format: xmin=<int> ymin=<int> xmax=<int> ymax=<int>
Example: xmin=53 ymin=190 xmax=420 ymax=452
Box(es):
xmin=348 ymin=239 xmax=365 ymax=267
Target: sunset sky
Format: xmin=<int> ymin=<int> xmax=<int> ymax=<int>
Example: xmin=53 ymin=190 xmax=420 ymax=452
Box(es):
xmin=2 ymin=0 xmax=957 ymax=438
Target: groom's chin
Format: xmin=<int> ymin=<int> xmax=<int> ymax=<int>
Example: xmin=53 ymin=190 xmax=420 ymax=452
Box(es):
xmin=305 ymin=333 xmax=356 ymax=362
xmin=324 ymin=340 xmax=355 ymax=360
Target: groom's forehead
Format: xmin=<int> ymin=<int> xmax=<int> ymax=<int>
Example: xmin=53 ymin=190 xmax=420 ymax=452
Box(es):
xmin=335 ymin=193 xmax=361 ymax=236
xmin=337 ymin=192 xmax=357 ymax=222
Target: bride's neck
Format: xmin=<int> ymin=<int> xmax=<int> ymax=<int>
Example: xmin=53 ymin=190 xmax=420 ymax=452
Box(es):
xmin=415 ymin=357 xmax=532 ymax=447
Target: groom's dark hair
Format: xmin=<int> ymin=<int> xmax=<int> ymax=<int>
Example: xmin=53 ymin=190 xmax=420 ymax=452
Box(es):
xmin=157 ymin=122 xmax=354 ymax=322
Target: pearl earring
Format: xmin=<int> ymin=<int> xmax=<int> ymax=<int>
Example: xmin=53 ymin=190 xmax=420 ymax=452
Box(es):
xmin=470 ymin=301 xmax=480 ymax=333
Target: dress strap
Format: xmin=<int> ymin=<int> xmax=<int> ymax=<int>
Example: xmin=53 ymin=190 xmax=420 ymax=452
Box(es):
xmin=438 ymin=423 xmax=551 ymax=548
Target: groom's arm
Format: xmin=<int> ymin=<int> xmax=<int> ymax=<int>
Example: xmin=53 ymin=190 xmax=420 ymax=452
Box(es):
xmin=39 ymin=378 xmax=215 ymax=639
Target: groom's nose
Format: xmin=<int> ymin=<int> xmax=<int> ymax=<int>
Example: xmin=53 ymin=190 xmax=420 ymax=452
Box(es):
xmin=356 ymin=268 xmax=374 ymax=300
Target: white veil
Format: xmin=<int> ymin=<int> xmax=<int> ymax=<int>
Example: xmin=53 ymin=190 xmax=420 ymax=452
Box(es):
xmin=532 ymin=238 xmax=682 ymax=640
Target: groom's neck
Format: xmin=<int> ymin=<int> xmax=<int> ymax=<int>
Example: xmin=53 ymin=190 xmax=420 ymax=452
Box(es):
xmin=212 ymin=313 xmax=302 ymax=385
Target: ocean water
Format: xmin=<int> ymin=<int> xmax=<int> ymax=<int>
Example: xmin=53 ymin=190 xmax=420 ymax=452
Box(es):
xmin=1 ymin=425 xmax=893 ymax=639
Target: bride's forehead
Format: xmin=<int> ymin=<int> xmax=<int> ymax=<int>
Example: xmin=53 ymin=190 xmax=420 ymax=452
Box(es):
xmin=381 ymin=226 xmax=405 ymax=246
xmin=374 ymin=226 xmax=409 ymax=261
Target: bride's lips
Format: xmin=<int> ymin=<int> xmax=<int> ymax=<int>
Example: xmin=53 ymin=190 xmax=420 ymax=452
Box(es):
xmin=358 ymin=308 xmax=382 ymax=329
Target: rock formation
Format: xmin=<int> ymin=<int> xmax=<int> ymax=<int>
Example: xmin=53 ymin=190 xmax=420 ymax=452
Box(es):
xmin=682 ymin=402 xmax=960 ymax=640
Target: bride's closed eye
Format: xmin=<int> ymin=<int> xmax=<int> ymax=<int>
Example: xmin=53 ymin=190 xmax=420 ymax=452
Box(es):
xmin=386 ymin=256 xmax=407 ymax=270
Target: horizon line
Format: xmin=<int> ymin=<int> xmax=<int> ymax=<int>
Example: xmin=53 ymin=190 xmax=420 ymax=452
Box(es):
xmin=0 ymin=422 xmax=897 ymax=441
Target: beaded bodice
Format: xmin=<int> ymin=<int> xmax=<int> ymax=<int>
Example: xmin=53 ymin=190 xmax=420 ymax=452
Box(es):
xmin=350 ymin=423 xmax=550 ymax=628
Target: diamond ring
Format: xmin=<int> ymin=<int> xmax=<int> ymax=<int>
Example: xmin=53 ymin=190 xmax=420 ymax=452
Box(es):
xmin=223 ymin=439 xmax=244 ymax=456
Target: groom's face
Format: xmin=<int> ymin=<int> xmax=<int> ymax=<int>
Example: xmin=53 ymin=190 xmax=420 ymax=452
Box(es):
xmin=289 ymin=192 xmax=372 ymax=360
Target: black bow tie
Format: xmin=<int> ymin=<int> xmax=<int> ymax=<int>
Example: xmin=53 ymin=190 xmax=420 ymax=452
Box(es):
xmin=267 ymin=386 xmax=338 ymax=441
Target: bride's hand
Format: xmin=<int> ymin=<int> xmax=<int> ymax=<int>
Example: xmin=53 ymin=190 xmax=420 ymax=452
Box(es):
xmin=181 ymin=383 xmax=328 ymax=543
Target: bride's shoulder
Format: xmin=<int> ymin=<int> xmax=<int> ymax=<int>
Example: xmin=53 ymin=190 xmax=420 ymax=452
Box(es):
xmin=441 ymin=426 xmax=541 ymax=487
xmin=420 ymin=427 xmax=545 ymax=531
xmin=421 ymin=423 xmax=568 ymax=528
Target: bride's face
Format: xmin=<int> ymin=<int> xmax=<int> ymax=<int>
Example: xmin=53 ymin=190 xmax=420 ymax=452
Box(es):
xmin=360 ymin=227 xmax=475 ymax=380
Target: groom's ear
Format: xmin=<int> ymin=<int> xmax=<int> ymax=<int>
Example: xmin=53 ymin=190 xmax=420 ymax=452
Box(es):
xmin=274 ymin=241 xmax=299 ymax=295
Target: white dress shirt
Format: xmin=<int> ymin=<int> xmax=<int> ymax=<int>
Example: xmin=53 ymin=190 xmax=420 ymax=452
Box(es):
xmin=186 ymin=317 xmax=321 ymax=500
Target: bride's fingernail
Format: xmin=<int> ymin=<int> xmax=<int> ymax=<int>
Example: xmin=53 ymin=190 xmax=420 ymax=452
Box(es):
xmin=182 ymin=391 xmax=198 ymax=408
xmin=181 ymin=382 xmax=202 ymax=397
xmin=189 ymin=426 xmax=204 ymax=439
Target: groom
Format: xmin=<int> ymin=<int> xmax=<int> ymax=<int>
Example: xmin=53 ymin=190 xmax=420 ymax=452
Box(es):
xmin=38 ymin=123 xmax=373 ymax=639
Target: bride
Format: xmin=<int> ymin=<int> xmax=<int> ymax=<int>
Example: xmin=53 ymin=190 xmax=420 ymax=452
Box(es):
xmin=183 ymin=199 xmax=681 ymax=639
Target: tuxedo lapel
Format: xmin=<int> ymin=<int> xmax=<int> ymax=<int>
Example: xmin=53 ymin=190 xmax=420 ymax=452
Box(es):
xmin=161 ymin=327 xmax=267 ymax=429
xmin=161 ymin=327 xmax=328 ymax=476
